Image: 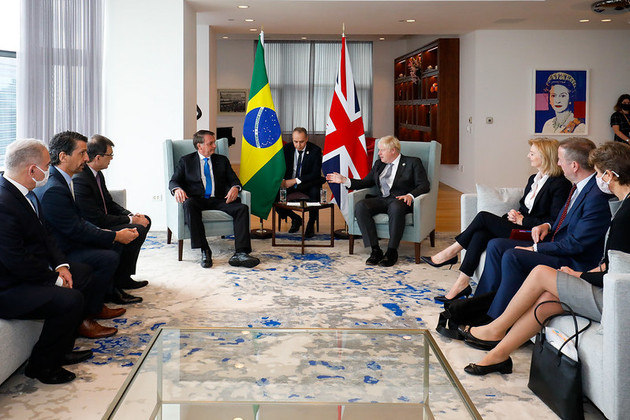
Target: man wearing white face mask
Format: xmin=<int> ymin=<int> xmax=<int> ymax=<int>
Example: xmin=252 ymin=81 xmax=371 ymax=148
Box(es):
xmin=0 ymin=139 xmax=118 ymax=384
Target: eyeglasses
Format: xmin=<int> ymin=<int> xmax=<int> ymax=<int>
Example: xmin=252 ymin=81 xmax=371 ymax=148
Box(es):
xmin=100 ymin=153 xmax=114 ymax=158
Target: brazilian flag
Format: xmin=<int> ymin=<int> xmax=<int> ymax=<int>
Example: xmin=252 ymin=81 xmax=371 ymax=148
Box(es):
xmin=240 ymin=31 xmax=285 ymax=219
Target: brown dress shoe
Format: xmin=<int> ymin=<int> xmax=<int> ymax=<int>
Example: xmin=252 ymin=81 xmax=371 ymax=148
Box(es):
xmin=78 ymin=319 xmax=117 ymax=339
xmin=94 ymin=305 xmax=126 ymax=320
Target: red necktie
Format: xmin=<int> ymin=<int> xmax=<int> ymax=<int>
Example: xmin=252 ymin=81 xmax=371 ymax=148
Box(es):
xmin=96 ymin=172 xmax=108 ymax=214
xmin=551 ymin=184 xmax=577 ymax=241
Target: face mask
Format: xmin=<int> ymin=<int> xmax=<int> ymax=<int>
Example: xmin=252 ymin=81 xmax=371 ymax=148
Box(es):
xmin=32 ymin=165 xmax=49 ymax=188
xmin=596 ymin=172 xmax=611 ymax=194
xmin=621 ymin=103 xmax=630 ymax=111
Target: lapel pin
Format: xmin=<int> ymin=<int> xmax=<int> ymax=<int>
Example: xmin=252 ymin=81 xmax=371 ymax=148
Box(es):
xmin=402 ymin=163 xmax=406 ymax=166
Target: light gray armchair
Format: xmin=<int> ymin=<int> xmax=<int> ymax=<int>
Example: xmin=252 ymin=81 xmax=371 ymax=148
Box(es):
xmin=347 ymin=140 xmax=441 ymax=263
xmin=163 ymin=138 xmax=251 ymax=260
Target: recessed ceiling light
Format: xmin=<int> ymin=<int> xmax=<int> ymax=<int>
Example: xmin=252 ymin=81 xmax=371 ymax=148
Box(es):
xmin=237 ymin=5 xmax=249 ymax=9
xmin=301 ymin=37 xmax=307 ymax=40
xmin=406 ymin=19 xmax=416 ymax=23
xmin=601 ymin=18 xmax=612 ymax=22
xmin=222 ymin=36 xmax=229 ymax=39
xmin=379 ymin=37 xmax=385 ymax=40
xmin=245 ymin=18 xmax=254 ymax=22
xmin=579 ymin=19 xmax=589 ymax=22
xmin=249 ymin=28 xmax=257 ymax=32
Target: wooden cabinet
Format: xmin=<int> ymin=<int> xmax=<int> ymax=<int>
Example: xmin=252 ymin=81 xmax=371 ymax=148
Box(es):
xmin=394 ymin=38 xmax=459 ymax=164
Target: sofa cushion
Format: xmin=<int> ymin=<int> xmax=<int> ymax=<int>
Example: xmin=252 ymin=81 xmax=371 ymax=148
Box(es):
xmin=476 ymin=184 xmax=522 ymax=217
xmin=607 ymin=250 xmax=630 ymax=274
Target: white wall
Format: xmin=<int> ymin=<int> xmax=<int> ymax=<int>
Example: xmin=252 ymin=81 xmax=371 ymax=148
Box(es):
xmin=444 ymin=29 xmax=630 ymax=193
xmin=103 ymin=0 xmax=195 ymax=229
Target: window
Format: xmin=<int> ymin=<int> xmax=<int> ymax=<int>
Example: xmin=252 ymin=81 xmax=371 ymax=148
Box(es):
xmin=264 ymin=41 xmax=373 ymax=136
xmin=0 ymin=51 xmax=16 ymax=168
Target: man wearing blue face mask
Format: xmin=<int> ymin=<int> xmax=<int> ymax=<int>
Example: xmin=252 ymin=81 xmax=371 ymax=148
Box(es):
xmin=0 ymin=139 xmax=118 ymax=384
xmin=469 ymin=137 xmax=612 ymax=329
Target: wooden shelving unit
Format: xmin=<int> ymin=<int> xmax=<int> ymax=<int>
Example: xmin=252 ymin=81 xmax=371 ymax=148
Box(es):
xmin=394 ymin=38 xmax=459 ymax=164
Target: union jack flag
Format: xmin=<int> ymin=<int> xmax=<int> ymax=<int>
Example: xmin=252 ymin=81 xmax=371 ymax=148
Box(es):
xmin=322 ymin=35 xmax=370 ymax=222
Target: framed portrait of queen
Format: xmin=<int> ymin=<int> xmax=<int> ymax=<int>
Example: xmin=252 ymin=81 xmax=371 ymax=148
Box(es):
xmin=534 ymin=70 xmax=588 ymax=135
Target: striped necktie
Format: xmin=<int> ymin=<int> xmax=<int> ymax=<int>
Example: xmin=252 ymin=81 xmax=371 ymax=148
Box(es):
xmin=551 ymin=183 xmax=577 ymax=241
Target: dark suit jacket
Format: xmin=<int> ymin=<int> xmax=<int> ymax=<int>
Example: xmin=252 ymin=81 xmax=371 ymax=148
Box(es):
xmin=516 ymin=174 xmax=572 ymax=228
xmin=283 ymin=142 xmax=323 ymax=190
xmin=0 ymin=175 xmax=65 ymax=289
xmin=169 ymin=152 xmax=241 ymax=198
xmin=34 ymin=166 xmax=116 ymax=254
xmin=536 ymin=175 xmax=612 ymax=270
xmin=73 ymin=166 xmax=132 ymax=229
xmin=349 ymin=154 xmax=430 ymax=198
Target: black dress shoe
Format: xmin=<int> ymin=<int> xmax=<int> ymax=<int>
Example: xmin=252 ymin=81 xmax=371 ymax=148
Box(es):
xmin=379 ymin=249 xmax=398 ymax=267
xmin=420 ymin=255 xmax=458 ymax=269
xmin=229 ymin=252 xmax=260 ymax=268
xmin=118 ymin=277 xmax=149 ymax=289
xmin=464 ymin=357 xmax=512 ymax=376
xmin=201 ymin=248 xmax=212 ymax=268
xmin=434 ymin=285 xmax=473 ymax=303
xmin=304 ymin=223 xmax=315 ymax=238
xmin=61 ymin=350 xmax=93 ymax=366
xmin=24 ymin=364 xmax=76 ymax=384
xmin=366 ymin=248 xmax=384 ymax=265
xmin=459 ymin=325 xmax=501 ymax=350
xmin=106 ymin=288 xmax=143 ymax=305
xmin=288 ymin=217 xmax=303 ymax=233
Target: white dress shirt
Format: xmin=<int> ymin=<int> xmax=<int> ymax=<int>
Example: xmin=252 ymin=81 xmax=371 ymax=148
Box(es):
xmin=523 ymin=172 xmax=549 ymax=212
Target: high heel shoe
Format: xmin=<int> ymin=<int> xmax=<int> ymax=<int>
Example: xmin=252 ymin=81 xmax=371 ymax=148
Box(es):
xmin=464 ymin=357 xmax=512 ymax=376
xmin=434 ymin=285 xmax=472 ymax=303
xmin=420 ymin=255 xmax=458 ymax=269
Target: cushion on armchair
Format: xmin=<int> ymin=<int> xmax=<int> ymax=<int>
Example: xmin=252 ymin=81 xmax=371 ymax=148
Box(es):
xmin=476 ymin=184 xmax=522 ymax=217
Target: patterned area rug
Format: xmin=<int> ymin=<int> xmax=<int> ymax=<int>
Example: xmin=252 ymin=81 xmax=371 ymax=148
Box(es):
xmin=0 ymin=231 xmax=603 ymax=419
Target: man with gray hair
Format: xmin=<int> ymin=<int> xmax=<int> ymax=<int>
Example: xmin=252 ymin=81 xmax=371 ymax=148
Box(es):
xmin=327 ymin=135 xmax=430 ymax=266
xmin=0 ymin=139 xmax=118 ymax=384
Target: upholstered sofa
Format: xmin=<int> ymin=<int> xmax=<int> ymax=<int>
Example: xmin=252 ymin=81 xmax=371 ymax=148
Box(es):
xmin=460 ymin=188 xmax=630 ymax=419
xmin=0 ymin=189 xmax=127 ymax=386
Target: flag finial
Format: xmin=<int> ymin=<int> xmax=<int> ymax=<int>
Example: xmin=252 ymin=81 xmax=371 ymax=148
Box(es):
xmin=342 ymin=22 xmax=345 ymax=36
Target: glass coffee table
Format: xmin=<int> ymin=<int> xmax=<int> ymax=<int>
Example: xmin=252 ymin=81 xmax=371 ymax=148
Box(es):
xmin=103 ymin=328 xmax=480 ymax=419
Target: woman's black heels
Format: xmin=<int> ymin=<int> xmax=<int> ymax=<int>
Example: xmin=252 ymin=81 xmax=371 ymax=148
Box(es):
xmin=434 ymin=285 xmax=472 ymax=303
xmin=420 ymin=255 xmax=458 ymax=269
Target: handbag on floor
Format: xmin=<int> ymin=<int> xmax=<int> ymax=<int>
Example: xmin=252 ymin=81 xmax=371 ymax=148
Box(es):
xmin=435 ymin=291 xmax=496 ymax=339
xmin=527 ymin=300 xmax=592 ymax=420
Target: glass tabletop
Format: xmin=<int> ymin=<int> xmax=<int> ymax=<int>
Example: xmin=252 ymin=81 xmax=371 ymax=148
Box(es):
xmin=104 ymin=328 xmax=480 ymax=420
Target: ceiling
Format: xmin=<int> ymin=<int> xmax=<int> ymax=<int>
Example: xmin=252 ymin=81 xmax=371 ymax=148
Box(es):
xmin=191 ymin=0 xmax=630 ymax=40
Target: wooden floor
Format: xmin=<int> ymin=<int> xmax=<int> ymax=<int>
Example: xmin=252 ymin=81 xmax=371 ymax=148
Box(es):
xmin=249 ymin=182 xmax=462 ymax=234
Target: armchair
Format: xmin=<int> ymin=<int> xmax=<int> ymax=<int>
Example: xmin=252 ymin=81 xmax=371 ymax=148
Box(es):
xmin=163 ymin=138 xmax=251 ymax=260
xmin=347 ymin=140 xmax=441 ymax=263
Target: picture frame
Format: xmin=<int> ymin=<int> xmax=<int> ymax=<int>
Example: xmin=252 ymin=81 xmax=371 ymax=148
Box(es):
xmin=218 ymin=89 xmax=248 ymax=114
xmin=533 ymin=69 xmax=588 ymax=135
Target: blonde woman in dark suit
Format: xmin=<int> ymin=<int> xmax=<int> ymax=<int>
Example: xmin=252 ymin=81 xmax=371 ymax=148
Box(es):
xmin=425 ymin=138 xmax=572 ymax=302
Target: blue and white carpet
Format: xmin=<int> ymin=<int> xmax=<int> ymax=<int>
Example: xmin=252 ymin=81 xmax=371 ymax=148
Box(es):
xmin=0 ymin=232 xmax=603 ymax=419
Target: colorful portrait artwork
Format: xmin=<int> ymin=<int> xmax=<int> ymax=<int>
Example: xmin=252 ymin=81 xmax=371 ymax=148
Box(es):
xmin=534 ymin=70 xmax=588 ymax=135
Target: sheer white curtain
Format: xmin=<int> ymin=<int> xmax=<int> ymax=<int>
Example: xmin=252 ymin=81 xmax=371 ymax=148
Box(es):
xmin=17 ymin=0 xmax=103 ymax=142
xmin=265 ymin=41 xmax=372 ymax=135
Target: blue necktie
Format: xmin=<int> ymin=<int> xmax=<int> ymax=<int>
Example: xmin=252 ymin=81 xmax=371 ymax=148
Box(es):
xmin=296 ymin=151 xmax=303 ymax=179
xmin=204 ymin=157 xmax=213 ymax=198
xmin=26 ymin=191 xmax=40 ymax=219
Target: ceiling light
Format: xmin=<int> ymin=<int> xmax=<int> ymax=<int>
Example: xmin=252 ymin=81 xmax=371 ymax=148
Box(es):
xmin=579 ymin=19 xmax=590 ymax=22
xmin=237 ymin=5 xmax=249 ymax=9
xmin=379 ymin=37 xmax=385 ymax=40
xmin=602 ymin=18 xmax=612 ymax=21
xmin=245 ymin=18 xmax=254 ymax=22
xmin=249 ymin=28 xmax=257 ymax=32
xmin=301 ymin=37 xmax=307 ymax=40
xmin=406 ymin=19 xmax=416 ymax=23
xmin=222 ymin=36 xmax=229 ymax=39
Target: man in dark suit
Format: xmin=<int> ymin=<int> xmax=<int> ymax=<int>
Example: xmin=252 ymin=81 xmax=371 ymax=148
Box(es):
xmin=327 ymin=135 xmax=430 ymax=266
xmin=73 ymin=134 xmax=150 ymax=290
xmin=35 ymin=131 xmax=143 ymax=306
xmin=277 ymin=127 xmax=323 ymax=238
xmin=0 ymin=139 xmax=123 ymax=384
xmin=169 ymin=130 xmax=259 ymax=268
xmin=475 ymin=137 xmax=612 ymax=320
